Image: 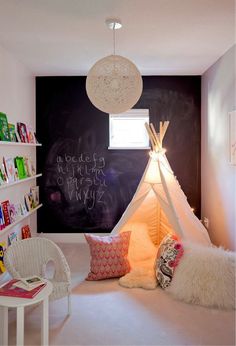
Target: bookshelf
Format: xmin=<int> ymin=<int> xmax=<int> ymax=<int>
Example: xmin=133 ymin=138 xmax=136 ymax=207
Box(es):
xmin=0 ymin=116 xmax=42 ymax=281
xmin=0 ymin=141 xmax=42 ymax=147
xmin=0 ymin=174 xmax=42 ymax=190
xmin=0 ymin=137 xmax=42 ymax=244
xmin=0 ymin=204 xmax=42 ymax=237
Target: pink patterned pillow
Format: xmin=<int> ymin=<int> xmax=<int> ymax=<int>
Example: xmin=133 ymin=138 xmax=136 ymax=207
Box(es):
xmin=84 ymin=232 xmax=131 ymax=280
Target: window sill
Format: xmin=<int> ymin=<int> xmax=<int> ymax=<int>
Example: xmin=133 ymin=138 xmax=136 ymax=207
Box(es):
xmin=108 ymin=147 xmax=151 ymax=150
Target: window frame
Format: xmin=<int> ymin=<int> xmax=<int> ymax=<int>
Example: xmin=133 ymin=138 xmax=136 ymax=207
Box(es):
xmin=108 ymin=109 xmax=150 ymax=150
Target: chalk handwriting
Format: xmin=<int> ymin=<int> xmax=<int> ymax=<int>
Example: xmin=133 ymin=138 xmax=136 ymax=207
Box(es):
xmin=56 ymin=153 xmax=107 ymax=210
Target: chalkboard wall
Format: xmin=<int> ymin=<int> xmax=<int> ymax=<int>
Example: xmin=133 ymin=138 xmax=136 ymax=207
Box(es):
xmin=36 ymin=76 xmax=201 ymax=233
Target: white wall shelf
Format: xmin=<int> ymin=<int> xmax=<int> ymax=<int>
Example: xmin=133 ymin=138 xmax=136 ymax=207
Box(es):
xmin=0 ymin=141 xmax=42 ymax=147
xmin=0 ymin=174 xmax=42 ymax=190
xmin=0 ymin=204 xmax=43 ymax=236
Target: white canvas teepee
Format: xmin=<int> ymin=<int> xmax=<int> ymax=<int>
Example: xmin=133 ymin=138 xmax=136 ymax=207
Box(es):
xmin=111 ymin=121 xmax=211 ymax=247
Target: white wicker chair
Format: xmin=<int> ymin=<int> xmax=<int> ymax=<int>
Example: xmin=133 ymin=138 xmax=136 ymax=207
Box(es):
xmin=4 ymin=237 xmax=71 ymax=314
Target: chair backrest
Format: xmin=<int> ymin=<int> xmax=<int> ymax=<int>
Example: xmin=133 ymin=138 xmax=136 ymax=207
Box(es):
xmin=4 ymin=237 xmax=71 ymax=282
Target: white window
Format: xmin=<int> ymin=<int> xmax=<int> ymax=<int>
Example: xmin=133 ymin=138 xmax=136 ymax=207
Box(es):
xmin=109 ymin=109 xmax=150 ymax=149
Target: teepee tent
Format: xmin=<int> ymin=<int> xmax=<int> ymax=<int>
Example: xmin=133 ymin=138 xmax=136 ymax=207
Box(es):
xmin=111 ymin=121 xmax=211 ymax=247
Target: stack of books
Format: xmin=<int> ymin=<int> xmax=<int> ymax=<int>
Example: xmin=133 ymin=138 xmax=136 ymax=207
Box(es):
xmin=0 ymin=112 xmax=38 ymax=144
xmin=0 ymin=276 xmax=46 ymax=299
xmin=0 ymin=156 xmax=37 ymax=185
xmin=0 ymin=186 xmax=39 ymax=231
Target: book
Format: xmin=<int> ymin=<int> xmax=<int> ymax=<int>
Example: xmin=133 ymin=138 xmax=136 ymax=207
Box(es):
xmin=0 ymin=279 xmax=46 ymax=299
xmin=0 ymin=206 xmax=5 ymax=230
xmin=1 ymin=200 xmax=11 ymax=226
xmin=24 ymin=192 xmax=34 ymax=211
xmin=24 ymin=157 xmax=30 ymax=176
xmin=8 ymin=231 xmax=18 ymax=246
xmin=12 ymin=281 xmax=44 ymax=291
xmin=31 ymin=186 xmax=39 ymax=206
xmin=21 ymin=225 xmax=31 ymax=239
xmin=24 ymin=157 xmax=35 ymax=177
xmin=15 ymin=130 xmax=22 ymax=143
xmin=15 ymin=203 xmax=22 ymax=220
xmin=17 ymin=122 xmax=28 ymax=143
xmin=8 ymin=123 xmax=17 ymax=142
xmin=9 ymin=203 xmax=17 ymax=223
xmin=14 ymin=167 xmax=19 ymax=181
xmin=1 ymin=163 xmax=8 ymax=183
xmin=0 ymin=242 xmax=6 ymax=273
xmin=20 ymin=203 xmax=28 ymax=216
xmin=3 ymin=157 xmax=16 ymax=183
xmin=30 ymin=159 xmax=36 ymax=176
xmin=13 ymin=276 xmax=45 ymax=290
xmin=0 ymin=112 xmax=10 ymax=141
xmin=0 ymin=168 xmax=4 ymax=185
xmin=26 ymin=125 xmax=36 ymax=144
xmin=15 ymin=156 xmax=27 ymax=179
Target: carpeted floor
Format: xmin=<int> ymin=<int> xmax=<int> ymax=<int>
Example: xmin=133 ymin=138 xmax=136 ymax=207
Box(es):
xmin=8 ymin=243 xmax=235 ymax=346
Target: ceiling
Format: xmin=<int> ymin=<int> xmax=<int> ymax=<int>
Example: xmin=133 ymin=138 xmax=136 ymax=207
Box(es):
xmin=0 ymin=0 xmax=235 ymax=76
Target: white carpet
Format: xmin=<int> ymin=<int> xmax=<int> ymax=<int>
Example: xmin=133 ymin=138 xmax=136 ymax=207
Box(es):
xmin=7 ymin=243 xmax=235 ymax=346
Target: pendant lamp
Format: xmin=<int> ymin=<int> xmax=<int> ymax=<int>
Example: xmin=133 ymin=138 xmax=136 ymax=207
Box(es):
xmin=86 ymin=19 xmax=143 ymax=114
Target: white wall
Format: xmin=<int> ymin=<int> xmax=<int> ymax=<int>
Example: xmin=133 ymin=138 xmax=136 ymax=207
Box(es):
xmin=0 ymin=44 xmax=36 ymax=274
xmin=201 ymin=45 xmax=236 ymax=250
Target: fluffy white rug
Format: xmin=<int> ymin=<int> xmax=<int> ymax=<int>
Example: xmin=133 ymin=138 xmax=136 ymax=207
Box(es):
xmin=167 ymin=242 xmax=236 ymax=310
xmin=119 ymin=223 xmax=158 ymax=290
xmin=119 ymin=267 xmax=157 ymax=290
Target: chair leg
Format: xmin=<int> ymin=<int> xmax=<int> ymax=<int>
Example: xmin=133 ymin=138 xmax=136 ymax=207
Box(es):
xmin=67 ymin=294 xmax=71 ymax=315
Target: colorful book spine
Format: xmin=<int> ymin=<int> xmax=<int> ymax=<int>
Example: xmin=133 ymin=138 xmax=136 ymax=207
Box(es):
xmin=17 ymin=122 xmax=28 ymax=143
xmin=0 ymin=206 xmax=5 ymax=230
xmin=1 ymin=200 xmax=11 ymax=226
xmin=0 ymin=242 xmax=6 ymax=273
xmin=0 ymin=112 xmax=10 ymax=141
xmin=21 ymin=225 xmax=31 ymax=239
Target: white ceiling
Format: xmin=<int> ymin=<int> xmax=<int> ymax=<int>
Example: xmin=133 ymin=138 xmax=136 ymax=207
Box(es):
xmin=0 ymin=0 xmax=235 ymax=76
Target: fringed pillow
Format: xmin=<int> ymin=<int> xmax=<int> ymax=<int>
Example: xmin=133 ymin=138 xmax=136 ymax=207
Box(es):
xmin=84 ymin=232 xmax=131 ymax=280
xmin=155 ymin=234 xmax=184 ymax=289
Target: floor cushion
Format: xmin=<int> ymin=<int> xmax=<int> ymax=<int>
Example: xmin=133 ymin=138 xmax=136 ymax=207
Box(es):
xmin=84 ymin=232 xmax=131 ymax=280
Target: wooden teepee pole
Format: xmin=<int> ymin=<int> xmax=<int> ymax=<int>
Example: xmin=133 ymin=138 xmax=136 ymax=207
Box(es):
xmin=150 ymin=123 xmax=161 ymax=149
xmin=145 ymin=121 xmax=170 ymax=151
xmin=159 ymin=121 xmax=170 ymax=144
xmin=145 ymin=123 xmax=156 ymax=150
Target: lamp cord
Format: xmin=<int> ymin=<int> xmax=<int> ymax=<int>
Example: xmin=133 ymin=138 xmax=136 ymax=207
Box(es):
xmin=113 ymin=22 xmax=116 ymax=55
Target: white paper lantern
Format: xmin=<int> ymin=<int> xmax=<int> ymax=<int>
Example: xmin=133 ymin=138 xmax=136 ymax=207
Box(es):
xmin=86 ymin=54 xmax=143 ymax=114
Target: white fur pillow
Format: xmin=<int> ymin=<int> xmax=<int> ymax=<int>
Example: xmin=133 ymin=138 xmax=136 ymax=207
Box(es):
xmin=167 ymin=241 xmax=236 ymax=310
xmin=122 ymin=223 xmax=157 ymax=269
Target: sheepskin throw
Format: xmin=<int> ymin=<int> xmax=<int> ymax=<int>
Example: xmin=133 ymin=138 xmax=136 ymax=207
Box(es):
xmin=167 ymin=242 xmax=236 ymax=310
xmin=119 ymin=267 xmax=157 ymax=290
